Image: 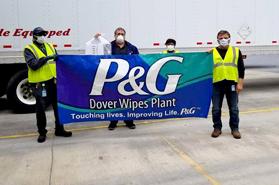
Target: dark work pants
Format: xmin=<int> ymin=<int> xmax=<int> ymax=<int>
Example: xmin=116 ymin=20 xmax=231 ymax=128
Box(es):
xmin=212 ymin=81 xmax=239 ymax=131
xmin=33 ymin=78 xmax=64 ymax=135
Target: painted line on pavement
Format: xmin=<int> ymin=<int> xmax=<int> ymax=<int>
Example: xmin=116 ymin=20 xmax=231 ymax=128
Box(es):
xmin=1 ymin=107 xmax=279 ymax=139
xmin=161 ymin=136 xmax=220 ymax=185
xmin=239 ymin=107 xmax=279 ymax=114
xmin=0 ymin=133 xmax=37 ymax=139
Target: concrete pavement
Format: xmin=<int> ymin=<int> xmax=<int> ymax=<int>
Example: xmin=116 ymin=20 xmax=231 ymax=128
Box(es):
xmin=1 ymin=109 xmax=279 ymax=185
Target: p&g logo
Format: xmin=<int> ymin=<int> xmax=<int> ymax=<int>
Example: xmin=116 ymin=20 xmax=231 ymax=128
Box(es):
xmin=90 ymin=56 xmax=183 ymax=96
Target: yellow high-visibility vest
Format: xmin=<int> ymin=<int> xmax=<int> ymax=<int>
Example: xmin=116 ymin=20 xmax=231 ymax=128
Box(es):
xmin=212 ymin=46 xmax=239 ymax=83
xmin=25 ymin=43 xmax=56 ymax=83
xmin=162 ymin=50 xmax=180 ymax=54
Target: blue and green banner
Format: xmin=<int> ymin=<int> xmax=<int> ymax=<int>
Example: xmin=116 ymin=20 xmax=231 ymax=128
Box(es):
xmin=56 ymin=53 xmax=213 ymax=124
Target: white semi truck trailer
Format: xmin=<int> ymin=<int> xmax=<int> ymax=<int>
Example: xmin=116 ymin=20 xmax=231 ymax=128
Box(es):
xmin=1 ymin=0 xmax=279 ymax=112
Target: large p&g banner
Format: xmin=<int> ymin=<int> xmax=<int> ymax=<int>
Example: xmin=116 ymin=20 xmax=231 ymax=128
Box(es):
xmin=56 ymin=53 xmax=213 ymax=124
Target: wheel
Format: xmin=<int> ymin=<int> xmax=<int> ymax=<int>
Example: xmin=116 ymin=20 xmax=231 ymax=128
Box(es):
xmin=6 ymin=70 xmax=36 ymax=113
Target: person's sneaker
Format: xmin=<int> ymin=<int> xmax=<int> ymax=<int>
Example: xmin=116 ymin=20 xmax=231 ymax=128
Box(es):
xmin=55 ymin=130 xmax=72 ymax=137
xmin=211 ymin=128 xmax=222 ymax=138
xmin=231 ymin=130 xmax=241 ymax=139
xmin=126 ymin=123 xmax=136 ymax=129
xmin=37 ymin=135 xmax=46 ymax=143
xmin=108 ymin=122 xmax=117 ymax=130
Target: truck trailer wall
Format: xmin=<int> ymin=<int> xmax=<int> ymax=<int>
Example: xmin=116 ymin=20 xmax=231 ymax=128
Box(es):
xmin=1 ymin=0 xmax=279 ymax=53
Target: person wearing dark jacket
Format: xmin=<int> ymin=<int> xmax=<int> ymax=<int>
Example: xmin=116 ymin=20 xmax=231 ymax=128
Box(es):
xmin=211 ymin=30 xmax=245 ymax=139
xmin=95 ymin=27 xmax=139 ymax=130
xmin=24 ymin=27 xmax=72 ymax=143
xmin=109 ymin=27 xmax=138 ymax=130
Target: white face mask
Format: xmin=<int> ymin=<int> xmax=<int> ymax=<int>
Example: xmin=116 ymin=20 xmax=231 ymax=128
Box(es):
xmin=218 ymin=38 xmax=230 ymax=47
xmin=36 ymin=36 xmax=45 ymax=44
xmin=167 ymin=45 xmax=175 ymax=51
xmin=116 ymin=35 xmax=125 ymax=44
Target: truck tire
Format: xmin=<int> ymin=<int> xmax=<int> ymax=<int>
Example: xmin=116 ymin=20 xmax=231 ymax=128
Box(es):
xmin=6 ymin=70 xmax=36 ymax=113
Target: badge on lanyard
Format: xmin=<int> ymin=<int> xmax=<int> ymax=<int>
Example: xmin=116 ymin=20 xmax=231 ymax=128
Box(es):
xmin=231 ymin=85 xmax=236 ymax=91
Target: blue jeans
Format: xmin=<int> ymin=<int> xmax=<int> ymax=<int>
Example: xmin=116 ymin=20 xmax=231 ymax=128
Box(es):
xmin=212 ymin=81 xmax=239 ymax=131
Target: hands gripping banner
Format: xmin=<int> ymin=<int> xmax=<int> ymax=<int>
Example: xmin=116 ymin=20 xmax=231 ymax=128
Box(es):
xmin=57 ymin=53 xmax=213 ymax=124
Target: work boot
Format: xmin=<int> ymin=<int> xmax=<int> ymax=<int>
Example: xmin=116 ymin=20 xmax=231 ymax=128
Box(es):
xmin=55 ymin=130 xmax=72 ymax=137
xmin=108 ymin=122 xmax=117 ymax=130
xmin=126 ymin=122 xmax=136 ymax=129
xmin=211 ymin=128 xmax=222 ymax=138
xmin=37 ymin=135 xmax=46 ymax=143
xmin=231 ymin=130 xmax=241 ymax=139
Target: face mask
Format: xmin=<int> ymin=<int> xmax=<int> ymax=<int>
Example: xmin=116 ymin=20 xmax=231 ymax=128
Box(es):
xmin=167 ymin=45 xmax=175 ymax=51
xmin=116 ymin=35 xmax=125 ymax=44
xmin=218 ymin=38 xmax=230 ymax=47
xmin=36 ymin=36 xmax=45 ymax=44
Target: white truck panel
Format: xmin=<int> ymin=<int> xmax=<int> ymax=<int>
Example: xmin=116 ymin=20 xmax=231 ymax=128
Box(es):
xmin=130 ymin=0 xmax=176 ymax=48
xmin=176 ymin=0 xmax=218 ymax=47
xmin=0 ymin=0 xmax=279 ymax=52
xmin=0 ymin=0 xmax=19 ymax=51
xmin=255 ymin=0 xmax=279 ymax=45
xmin=44 ymin=0 xmax=79 ymax=48
xmin=18 ymin=0 xmax=79 ymax=49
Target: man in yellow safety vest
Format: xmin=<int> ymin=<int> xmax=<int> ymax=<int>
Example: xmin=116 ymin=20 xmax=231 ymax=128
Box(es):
xmin=211 ymin=30 xmax=245 ymax=139
xmin=24 ymin=27 xmax=72 ymax=143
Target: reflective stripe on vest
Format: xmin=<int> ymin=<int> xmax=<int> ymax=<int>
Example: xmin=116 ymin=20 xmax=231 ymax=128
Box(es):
xmin=25 ymin=43 xmax=56 ymax=83
xmin=212 ymin=46 xmax=239 ymax=83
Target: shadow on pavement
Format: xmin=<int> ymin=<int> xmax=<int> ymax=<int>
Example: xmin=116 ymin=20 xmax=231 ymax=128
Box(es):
xmin=245 ymin=78 xmax=279 ymax=90
xmin=245 ymin=65 xmax=277 ymax=69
